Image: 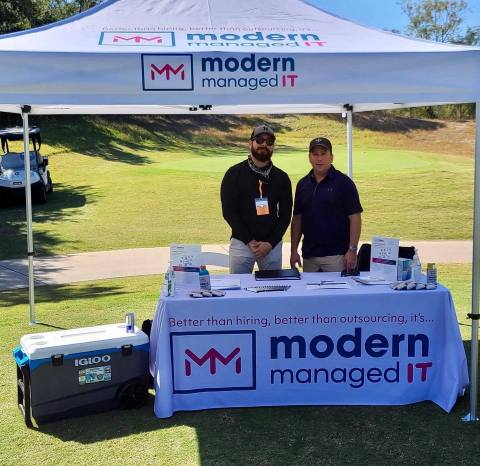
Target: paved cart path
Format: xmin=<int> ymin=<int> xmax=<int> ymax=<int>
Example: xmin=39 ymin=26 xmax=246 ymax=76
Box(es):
xmin=0 ymin=241 xmax=472 ymax=292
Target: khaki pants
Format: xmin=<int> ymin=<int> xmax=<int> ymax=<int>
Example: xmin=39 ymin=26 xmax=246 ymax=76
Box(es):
xmin=303 ymin=255 xmax=344 ymax=272
xmin=229 ymin=238 xmax=282 ymax=274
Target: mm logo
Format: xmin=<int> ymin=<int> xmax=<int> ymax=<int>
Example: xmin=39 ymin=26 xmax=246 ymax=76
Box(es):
xmin=171 ymin=330 xmax=256 ymax=393
xmin=115 ymin=35 xmax=163 ymax=44
xmin=99 ymin=31 xmax=175 ymax=47
xmin=185 ymin=347 xmax=241 ymax=376
xmin=150 ymin=63 xmax=185 ymax=81
xmin=142 ymin=54 xmax=194 ymax=91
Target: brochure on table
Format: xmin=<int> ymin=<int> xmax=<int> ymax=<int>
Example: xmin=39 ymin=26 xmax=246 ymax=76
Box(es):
xmin=210 ymin=278 xmax=241 ymax=290
xmin=170 ymin=244 xmax=201 ymax=290
xmin=370 ymin=236 xmax=399 ymax=281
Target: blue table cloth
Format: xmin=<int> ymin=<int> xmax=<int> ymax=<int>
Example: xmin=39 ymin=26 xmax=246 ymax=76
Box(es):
xmin=150 ymin=273 xmax=468 ymax=418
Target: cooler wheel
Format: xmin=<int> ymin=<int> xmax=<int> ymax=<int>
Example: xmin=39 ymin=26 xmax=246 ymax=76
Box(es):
xmin=117 ymin=379 xmax=148 ymax=409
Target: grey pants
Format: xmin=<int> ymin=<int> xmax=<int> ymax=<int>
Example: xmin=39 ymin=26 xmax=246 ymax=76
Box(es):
xmin=229 ymin=238 xmax=282 ymax=274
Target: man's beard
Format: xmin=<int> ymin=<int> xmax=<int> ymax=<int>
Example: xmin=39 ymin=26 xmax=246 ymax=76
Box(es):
xmin=251 ymin=146 xmax=273 ymax=163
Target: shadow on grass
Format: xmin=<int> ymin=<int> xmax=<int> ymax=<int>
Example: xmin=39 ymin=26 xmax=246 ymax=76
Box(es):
xmin=0 ymin=183 xmax=96 ymax=259
xmin=35 ymin=396 xmax=479 ymax=464
xmin=0 ymin=282 xmax=128 ymax=308
xmin=324 ymin=112 xmax=446 ymax=133
xmin=34 ymin=341 xmax=479 ymax=466
xmin=29 ymin=115 xmax=294 ymax=161
xmin=4 ymin=113 xmax=449 ymax=170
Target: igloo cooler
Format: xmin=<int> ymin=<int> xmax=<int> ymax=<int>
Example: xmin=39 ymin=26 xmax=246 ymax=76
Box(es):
xmin=13 ymin=323 xmax=149 ymax=427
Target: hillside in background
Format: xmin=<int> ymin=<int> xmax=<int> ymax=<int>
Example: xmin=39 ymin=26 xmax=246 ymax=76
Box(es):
xmin=0 ymin=111 xmax=476 ymax=259
xmin=1 ymin=112 xmax=475 ymax=160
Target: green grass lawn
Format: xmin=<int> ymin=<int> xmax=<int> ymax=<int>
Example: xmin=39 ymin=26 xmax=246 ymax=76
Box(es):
xmin=0 ymin=114 xmax=474 ymax=259
xmin=1 ymin=115 xmax=478 ymax=464
xmin=0 ymin=263 xmax=478 ymax=466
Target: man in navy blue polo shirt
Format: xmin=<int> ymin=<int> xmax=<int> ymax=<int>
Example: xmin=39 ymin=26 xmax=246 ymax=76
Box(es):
xmin=290 ymin=137 xmax=362 ymax=273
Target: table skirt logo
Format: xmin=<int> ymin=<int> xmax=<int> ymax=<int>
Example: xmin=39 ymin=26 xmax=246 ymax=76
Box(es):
xmin=171 ymin=330 xmax=256 ymax=393
xmin=185 ymin=347 xmax=241 ymax=376
xmin=269 ymin=328 xmax=433 ymax=388
xmin=142 ymin=54 xmax=194 ymax=91
xmin=99 ymin=32 xmax=175 ymax=47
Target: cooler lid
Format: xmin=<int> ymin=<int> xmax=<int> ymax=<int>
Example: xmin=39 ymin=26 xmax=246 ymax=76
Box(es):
xmin=20 ymin=323 xmax=149 ymax=360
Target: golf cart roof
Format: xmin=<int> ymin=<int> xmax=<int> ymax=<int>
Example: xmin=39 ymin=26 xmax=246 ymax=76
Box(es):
xmin=0 ymin=126 xmax=41 ymax=152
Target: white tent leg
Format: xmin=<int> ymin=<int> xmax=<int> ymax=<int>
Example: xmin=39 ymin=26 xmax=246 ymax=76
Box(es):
xmin=345 ymin=105 xmax=353 ymax=178
xmin=21 ymin=106 xmax=36 ymax=325
xmin=463 ymin=102 xmax=480 ymax=422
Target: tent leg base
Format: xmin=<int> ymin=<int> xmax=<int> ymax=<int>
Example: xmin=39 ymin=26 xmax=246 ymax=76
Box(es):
xmin=461 ymin=413 xmax=479 ymax=422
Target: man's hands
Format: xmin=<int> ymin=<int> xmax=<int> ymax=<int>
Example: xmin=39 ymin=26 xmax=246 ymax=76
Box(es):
xmin=344 ymin=249 xmax=357 ymax=271
xmin=248 ymin=240 xmax=272 ymax=259
xmin=290 ymin=250 xmax=302 ymax=268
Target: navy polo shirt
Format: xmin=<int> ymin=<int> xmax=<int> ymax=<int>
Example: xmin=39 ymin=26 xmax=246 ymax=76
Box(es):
xmin=293 ymin=166 xmax=363 ymax=258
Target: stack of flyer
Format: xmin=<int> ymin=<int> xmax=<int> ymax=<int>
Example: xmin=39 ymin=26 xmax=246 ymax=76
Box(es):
xmin=170 ymin=244 xmax=201 ymax=291
xmin=210 ymin=278 xmax=241 ymax=290
xmin=356 ymin=236 xmax=399 ymax=285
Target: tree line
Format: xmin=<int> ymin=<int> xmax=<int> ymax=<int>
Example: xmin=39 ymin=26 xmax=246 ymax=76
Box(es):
xmin=397 ymin=1 xmax=478 ymax=120
xmin=0 ymin=1 xmax=100 ymax=34
xmin=0 ymin=1 xmax=478 ymax=120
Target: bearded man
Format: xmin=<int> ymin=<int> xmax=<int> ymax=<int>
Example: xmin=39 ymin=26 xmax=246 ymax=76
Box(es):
xmin=221 ymin=125 xmax=293 ymax=274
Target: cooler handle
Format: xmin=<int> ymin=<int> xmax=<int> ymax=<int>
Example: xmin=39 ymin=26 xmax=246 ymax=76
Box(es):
xmin=13 ymin=346 xmax=29 ymax=368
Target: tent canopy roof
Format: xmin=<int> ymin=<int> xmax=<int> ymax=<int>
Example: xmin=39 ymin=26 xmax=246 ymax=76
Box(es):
xmin=0 ymin=0 xmax=475 ymax=54
xmin=0 ymin=0 xmax=479 ymax=114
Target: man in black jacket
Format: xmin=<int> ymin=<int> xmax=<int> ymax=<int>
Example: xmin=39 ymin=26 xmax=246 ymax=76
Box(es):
xmin=221 ymin=125 xmax=293 ymax=274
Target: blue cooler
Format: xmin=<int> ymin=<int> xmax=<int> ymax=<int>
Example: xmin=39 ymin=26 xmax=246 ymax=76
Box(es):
xmin=13 ymin=323 xmax=149 ymax=427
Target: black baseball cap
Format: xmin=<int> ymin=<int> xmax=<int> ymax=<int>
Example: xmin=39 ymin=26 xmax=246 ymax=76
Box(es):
xmin=251 ymin=125 xmax=275 ymax=140
xmin=309 ymin=137 xmax=332 ymax=152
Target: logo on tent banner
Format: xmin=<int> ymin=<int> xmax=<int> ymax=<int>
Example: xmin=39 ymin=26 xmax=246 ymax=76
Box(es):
xmin=185 ymin=31 xmax=326 ymax=49
xmin=142 ymin=54 xmax=194 ymax=91
xmin=99 ymin=31 xmax=175 ymax=47
xmin=171 ymin=330 xmax=256 ymax=393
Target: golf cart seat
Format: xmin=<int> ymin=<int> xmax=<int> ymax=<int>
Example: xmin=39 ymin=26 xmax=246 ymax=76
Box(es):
xmin=0 ymin=152 xmax=42 ymax=170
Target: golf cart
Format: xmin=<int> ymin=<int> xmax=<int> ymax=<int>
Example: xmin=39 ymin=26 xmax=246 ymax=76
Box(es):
xmin=0 ymin=126 xmax=53 ymax=204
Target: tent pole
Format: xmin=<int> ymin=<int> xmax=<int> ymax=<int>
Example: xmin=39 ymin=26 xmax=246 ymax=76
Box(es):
xmin=21 ymin=105 xmax=36 ymax=325
xmin=345 ymin=104 xmax=353 ymax=178
xmin=463 ymin=102 xmax=480 ymax=422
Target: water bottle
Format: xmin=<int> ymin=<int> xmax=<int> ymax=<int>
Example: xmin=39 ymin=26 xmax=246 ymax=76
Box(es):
xmin=199 ymin=265 xmax=211 ymax=291
xmin=125 ymin=312 xmax=135 ymax=333
xmin=165 ymin=262 xmax=175 ymax=296
xmin=427 ymin=263 xmax=437 ymax=286
xmin=411 ymin=250 xmax=422 ymax=282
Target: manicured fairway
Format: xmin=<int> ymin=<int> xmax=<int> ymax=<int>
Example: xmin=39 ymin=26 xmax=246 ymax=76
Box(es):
xmin=0 ymin=115 xmax=474 ymax=259
xmin=0 ymin=263 xmax=477 ymax=466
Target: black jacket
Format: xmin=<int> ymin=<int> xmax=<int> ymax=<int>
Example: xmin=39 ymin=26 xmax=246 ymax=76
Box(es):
xmin=221 ymin=159 xmax=292 ymax=248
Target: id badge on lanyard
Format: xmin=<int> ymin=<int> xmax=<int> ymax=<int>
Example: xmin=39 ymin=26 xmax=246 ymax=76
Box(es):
xmin=255 ymin=179 xmax=269 ymax=216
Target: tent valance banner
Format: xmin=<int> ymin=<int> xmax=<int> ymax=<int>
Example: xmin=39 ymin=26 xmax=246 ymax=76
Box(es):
xmin=0 ymin=0 xmax=478 ymax=113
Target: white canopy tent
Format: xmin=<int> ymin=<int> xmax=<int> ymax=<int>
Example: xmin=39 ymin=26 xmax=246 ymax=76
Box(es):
xmin=0 ymin=0 xmax=479 ymax=420
xmin=0 ymin=0 xmax=478 ymax=111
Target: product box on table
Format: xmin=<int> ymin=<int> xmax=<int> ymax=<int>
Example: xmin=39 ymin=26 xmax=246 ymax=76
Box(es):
xmin=397 ymin=258 xmax=412 ymax=281
xmin=13 ymin=323 xmax=149 ymax=427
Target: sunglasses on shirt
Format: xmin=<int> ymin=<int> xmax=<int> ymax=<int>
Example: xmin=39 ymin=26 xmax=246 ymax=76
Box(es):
xmin=252 ymin=136 xmax=276 ymax=146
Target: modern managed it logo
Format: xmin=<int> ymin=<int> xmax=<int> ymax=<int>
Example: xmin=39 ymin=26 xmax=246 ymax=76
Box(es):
xmin=171 ymin=330 xmax=256 ymax=393
xmin=99 ymin=31 xmax=175 ymax=47
xmin=142 ymin=54 xmax=194 ymax=91
xmin=185 ymin=347 xmax=241 ymax=375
